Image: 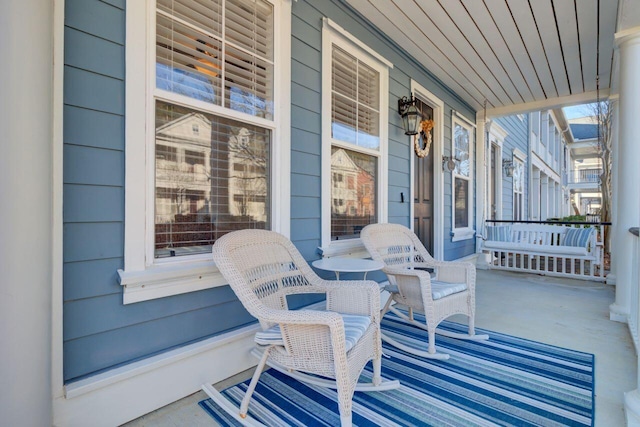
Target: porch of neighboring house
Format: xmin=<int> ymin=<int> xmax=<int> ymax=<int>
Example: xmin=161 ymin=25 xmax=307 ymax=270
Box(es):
xmin=123 ymin=269 xmax=636 ymax=427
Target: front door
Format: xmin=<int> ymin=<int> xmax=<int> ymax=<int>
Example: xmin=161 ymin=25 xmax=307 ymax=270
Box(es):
xmin=413 ymin=99 xmax=434 ymax=254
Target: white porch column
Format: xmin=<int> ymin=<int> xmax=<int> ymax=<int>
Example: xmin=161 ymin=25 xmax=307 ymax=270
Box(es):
xmin=614 ymin=26 xmax=640 ymax=427
xmin=540 ymin=175 xmax=549 ymax=220
xmin=0 ymin=1 xmax=53 ymax=426
xmin=610 ymin=27 xmax=640 ymax=324
xmin=531 ymin=168 xmax=541 ymax=220
xmin=475 ymin=114 xmax=486 ymax=254
xmin=606 ymin=98 xmax=619 ymax=285
xmin=475 ymin=115 xmax=491 ymax=269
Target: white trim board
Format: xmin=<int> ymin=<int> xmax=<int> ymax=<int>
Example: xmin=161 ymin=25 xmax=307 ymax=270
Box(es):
xmin=54 ymin=324 xmax=260 ymax=427
xmin=52 ymin=0 xmax=66 ymax=407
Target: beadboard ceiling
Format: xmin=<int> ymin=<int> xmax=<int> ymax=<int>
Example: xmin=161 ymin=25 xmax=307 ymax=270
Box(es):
xmin=344 ymin=0 xmax=623 ymax=114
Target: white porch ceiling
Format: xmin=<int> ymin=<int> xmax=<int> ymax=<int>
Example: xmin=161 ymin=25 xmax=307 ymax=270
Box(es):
xmin=344 ymin=0 xmax=621 ymax=114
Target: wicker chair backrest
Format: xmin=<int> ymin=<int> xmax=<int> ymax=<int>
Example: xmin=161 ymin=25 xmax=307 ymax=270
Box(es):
xmin=361 ymin=223 xmax=435 ymax=268
xmin=212 ymin=229 xmax=317 ymax=328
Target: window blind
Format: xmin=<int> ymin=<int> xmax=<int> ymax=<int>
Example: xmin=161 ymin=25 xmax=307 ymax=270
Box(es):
xmin=331 ymin=45 xmax=380 ymax=150
xmin=156 ymin=0 xmax=274 ymax=119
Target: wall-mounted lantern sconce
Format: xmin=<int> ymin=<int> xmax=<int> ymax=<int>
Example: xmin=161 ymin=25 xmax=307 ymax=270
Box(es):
xmin=503 ymin=159 xmax=515 ymax=178
xmin=442 ymin=155 xmax=457 ymax=172
xmin=397 ymin=95 xmax=421 ymax=135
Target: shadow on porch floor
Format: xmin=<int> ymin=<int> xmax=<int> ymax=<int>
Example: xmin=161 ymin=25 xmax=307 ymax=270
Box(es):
xmin=123 ymin=269 xmax=635 ymax=426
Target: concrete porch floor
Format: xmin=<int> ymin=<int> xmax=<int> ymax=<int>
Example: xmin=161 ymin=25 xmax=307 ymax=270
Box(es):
xmin=123 ymin=269 xmax=636 ymax=426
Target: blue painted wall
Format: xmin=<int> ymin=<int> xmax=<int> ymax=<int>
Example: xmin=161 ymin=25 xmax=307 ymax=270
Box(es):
xmin=494 ymin=115 xmax=530 ymax=220
xmin=63 ymin=0 xmax=477 ymax=382
xmin=62 ymin=0 xmax=257 ymax=382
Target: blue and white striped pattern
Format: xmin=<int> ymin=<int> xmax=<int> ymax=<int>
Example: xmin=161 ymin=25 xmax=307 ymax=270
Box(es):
xmin=431 ymin=280 xmax=467 ymax=300
xmin=485 ymin=225 xmax=512 ymax=242
xmin=254 ymin=313 xmax=371 ymax=353
xmin=201 ymin=312 xmax=594 ymax=426
xmin=564 ymin=227 xmax=593 ymax=248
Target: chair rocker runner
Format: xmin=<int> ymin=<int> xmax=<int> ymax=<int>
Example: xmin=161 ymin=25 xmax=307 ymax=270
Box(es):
xmin=361 ymin=223 xmax=489 ymax=360
xmin=204 ymin=229 xmax=399 ymax=427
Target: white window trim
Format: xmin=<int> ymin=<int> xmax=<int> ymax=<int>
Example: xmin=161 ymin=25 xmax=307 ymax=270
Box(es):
xmin=451 ymin=114 xmax=475 ymax=242
xmin=488 ymin=121 xmax=507 ymax=221
xmin=512 ymin=157 xmax=525 ymax=221
xmin=120 ymin=0 xmax=292 ymax=304
xmin=319 ymin=18 xmax=391 ymax=257
xmin=410 ymin=80 xmax=444 ymax=260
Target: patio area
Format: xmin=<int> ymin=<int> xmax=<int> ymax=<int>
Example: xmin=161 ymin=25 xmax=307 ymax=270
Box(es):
xmin=123 ymin=269 xmax=636 ymax=426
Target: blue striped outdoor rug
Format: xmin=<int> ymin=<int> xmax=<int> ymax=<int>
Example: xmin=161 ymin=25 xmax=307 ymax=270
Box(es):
xmin=199 ymin=312 xmax=594 ymax=426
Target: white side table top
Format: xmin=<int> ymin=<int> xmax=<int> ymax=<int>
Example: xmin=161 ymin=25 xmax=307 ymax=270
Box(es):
xmin=312 ymin=258 xmax=384 ymax=280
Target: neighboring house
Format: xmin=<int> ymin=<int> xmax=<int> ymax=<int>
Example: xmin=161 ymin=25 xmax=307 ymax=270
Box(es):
xmin=485 ymin=114 xmax=529 ymax=222
xmin=485 ymin=109 xmax=572 ymax=224
xmin=528 ymin=109 xmax=572 ymax=221
xmin=567 ymin=120 xmax=603 ymax=217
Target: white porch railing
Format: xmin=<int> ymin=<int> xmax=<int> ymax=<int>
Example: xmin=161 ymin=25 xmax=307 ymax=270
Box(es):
xmin=569 ymin=168 xmax=602 ymax=184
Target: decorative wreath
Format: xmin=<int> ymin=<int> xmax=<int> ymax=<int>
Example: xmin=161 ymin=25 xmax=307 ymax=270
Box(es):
xmin=414 ymin=119 xmax=434 ymax=158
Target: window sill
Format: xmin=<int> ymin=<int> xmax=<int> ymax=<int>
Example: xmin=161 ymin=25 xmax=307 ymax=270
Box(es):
xmin=317 ymin=239 xmax=371 ymax=259
xmin=451 ymin=227 xmax=476 ymax=242
xmin=117 ymin=259 xmax=228 ymax=304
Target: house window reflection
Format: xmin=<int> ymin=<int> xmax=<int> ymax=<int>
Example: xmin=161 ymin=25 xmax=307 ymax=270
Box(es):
xmin=330 ymin=147 xmax=376 ymax=240
xmin=154 ymin=101 xmax=270 ymax=258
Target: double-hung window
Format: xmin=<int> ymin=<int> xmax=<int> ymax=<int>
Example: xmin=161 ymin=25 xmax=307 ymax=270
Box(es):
xmin=451 ymin=115 xmax=474 ymax=241
xmin=320 ymin=19 xmax=390 ymax=255
xmin=121 ymin=0 xmax=291 ymax=303
xmin=513 ymin=157 xmax=525 ymax=221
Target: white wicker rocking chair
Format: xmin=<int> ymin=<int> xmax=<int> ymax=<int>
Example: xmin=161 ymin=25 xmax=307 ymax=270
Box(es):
xmin=203 ymin=229 xmax=399 ymax=427
xmin=361 ymin=223 xmax=489 ymax=360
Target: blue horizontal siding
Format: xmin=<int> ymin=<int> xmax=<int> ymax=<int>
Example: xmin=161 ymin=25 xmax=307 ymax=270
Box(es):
xmin=64 ymin=66 xmax=124 ymax=115
xmin=291 ymin=59 xmax=321 ymax=91
xmin=291 ymin=127 xmax=322 ymax=156
xmin=64 ymin=286 xmax=239 ymax=341
xmin=64 ymin=300 xmax=254 ymax=381
xmin=63 ymin=222 xmax=124 ymax=263
xmin=64 ymin=26 xmax=124 ymax=79
xmin=292 ymin=82 xmax=321 ymax=113
xmin=64 ymin=105 xmax=124 ymax=151
xmin=291 ymin=196 xmax=321 ymax=219
xmin=64 ymin=258 xmax=123 ymax=301
xmin=291 ymin=150 xmax=321 ymax=176
xmin=64 ymin=184 xmax=123 ymax=223
xmin=65 ymin=0 xmax=125 ymax=44
xmin=63 ymin=144 xmax=123 ymax=186
xmin=291 ymin=174 xmax=321 ymax=197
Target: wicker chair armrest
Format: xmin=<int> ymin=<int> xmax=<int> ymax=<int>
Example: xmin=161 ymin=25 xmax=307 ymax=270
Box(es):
xmin=432 ymin=261 xmax=475 ymax=289
xmin=325 ymin=280 xmax=380 ymax=320
xmin=260 ymin=308 xmax=358 ymax=362
xmin=383 ymin=267 xmax=437 ymax=305
xmin=258 ymin=307 xmax=342 ymax=327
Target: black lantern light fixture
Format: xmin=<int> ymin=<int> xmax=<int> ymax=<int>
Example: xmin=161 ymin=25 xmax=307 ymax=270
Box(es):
xmin=398 ymin=95 xmax=421 ymax=135
xmin=503 ymin=159 xmax=515 ymax=178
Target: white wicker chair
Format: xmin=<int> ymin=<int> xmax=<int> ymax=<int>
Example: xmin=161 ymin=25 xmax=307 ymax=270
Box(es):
xmin=361 ymin=223 xmax=488 ymax=360
xmin=203 ymin=229 xmax=399 ymax=427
